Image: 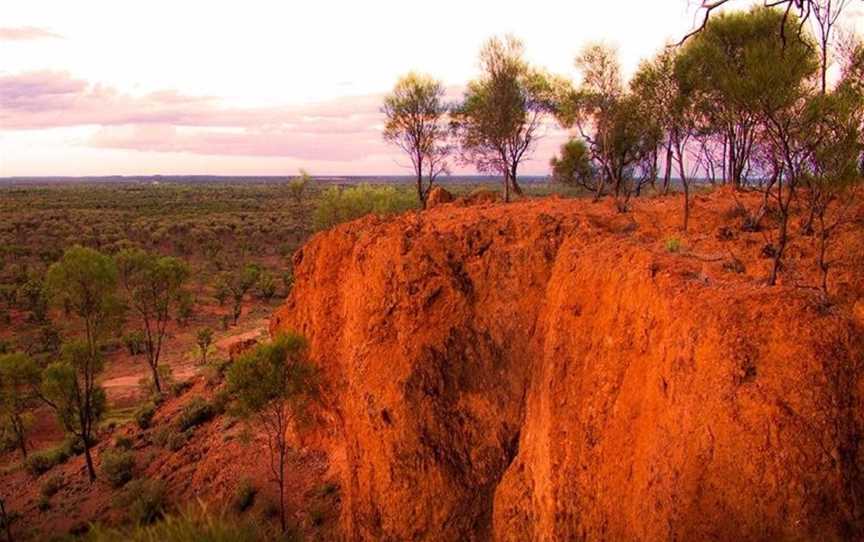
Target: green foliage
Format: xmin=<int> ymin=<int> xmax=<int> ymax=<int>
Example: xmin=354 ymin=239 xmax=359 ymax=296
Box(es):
xmin=176 ymin=397 xmax=216 ymax=432
xmin=25 ymin=449 xmax=63 ymax=476
xmin=101 ymin=449 xmax=136 ymax=488
xmin=42 ymin=341 xmax=107 ymax=436
xmin=382 ymin=73 xmax=451 ymax=205
xmin=451 ymin=35 xmax=554 ymax=201
xmin=124 ymin=331 xmax=146 ymax=356
xmin=676 ymin=6 xmax=818 ymax=186
xmin=44 ymin=245 xmax=120 ymax=341
xmin=83 ymin=506 xmax=264 ymax=542
xmin=256 ymin=271 xmax=277 ymax=300
xmin=313 ymin=184 xmax=417 ymax=230
xmin=24 ymin=437 xmax=82 ymax=476
xmin=195 ymin=328 xmax=214 ymax=365
xmin=114 ymin=434 xmax=134 ymax=450
xmin=287 ymin=170 xmax=311 ymax=204
xmin=153 ymin=426 xmax=188 ymax=452
xmin=227 ymin=332 xmax=318 ymax=532
xmin=116 ymin=248 xmax=191 ymax=392
xmin=665 ymin=237 xmax=682 ymax=253
xmin=227 ymin=333 xmax=317 ymax=416
xmin=0 ymin=352 xmax=41 ymax=457
xmin=114 ymin=478 xmax=167 ymax=525
xmin=550 ymin=139 xmax=594 ymax=187
xmin=135 ymin=402 xmax=157 ymax=430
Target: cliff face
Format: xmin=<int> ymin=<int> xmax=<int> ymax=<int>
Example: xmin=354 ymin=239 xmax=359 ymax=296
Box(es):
xmin=271 ymin=192 xmax=864 ymax=541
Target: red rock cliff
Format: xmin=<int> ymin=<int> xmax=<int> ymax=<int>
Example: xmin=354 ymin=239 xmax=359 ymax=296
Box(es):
xmin=272 ymin=192 xmax=864 ymax=541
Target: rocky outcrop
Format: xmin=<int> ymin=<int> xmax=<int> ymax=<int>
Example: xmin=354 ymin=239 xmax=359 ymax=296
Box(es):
xmin=272 ymin=193 xmax=864 ymax=541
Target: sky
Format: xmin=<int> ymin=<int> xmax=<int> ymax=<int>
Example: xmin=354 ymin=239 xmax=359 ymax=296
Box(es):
xmin=1 ymin=0 xmax=862 ymax=177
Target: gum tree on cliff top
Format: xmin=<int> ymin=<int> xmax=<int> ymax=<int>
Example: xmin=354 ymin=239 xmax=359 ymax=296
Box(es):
xmin=382 ymin=73 xmax=451 ymax=209
xmin=452 ymin=35 xmax=553 ymax=202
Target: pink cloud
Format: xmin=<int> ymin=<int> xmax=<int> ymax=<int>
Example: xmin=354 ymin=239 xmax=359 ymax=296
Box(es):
xmin=89 ymin=125 xmax=389 ymax=161
xmin=0 ymin=27 xmax=63 ymax=41
xmin=0 ymin=71 xmax=386 ymax=131
xmin=0 ymin=71 xmax=563 ymax=173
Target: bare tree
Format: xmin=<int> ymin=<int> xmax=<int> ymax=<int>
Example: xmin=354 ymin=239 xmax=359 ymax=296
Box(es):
xmin=679 ymin=0 xmax=861 ymax=47
xmin=809 ymin=0 xmax=853 ymax=93
xmin=382 ymin=73 xmax=451 ymax=208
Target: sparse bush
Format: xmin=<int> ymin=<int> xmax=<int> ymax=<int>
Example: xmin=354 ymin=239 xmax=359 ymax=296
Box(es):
xmin=123 ymin=331 xmax=146 ymax=356
xmin=25 ymin=444 xmax=73 ymax=476
xmin=41 ymin=474 xmax=65 ymax=498
xmin=195 ymin=328 xmax=214 ymax=366
xmin=115 ymin=478 xmax=167 ymax=525
xmin=177 ymin=397 xmax=215 ymax=432
xmin=135 ymin=402 xmax=157 ymax=430
xmin=101 ymin=449 xmax=135 ymax=488
xmin=313 ymin=184 xmax=416 ymax=230
xmin=114 ymin=435 xmax=134 ymax=450
xmin=153 ymin=426 xmax=188 ymax=452
xmin=231 ymin=479 xmax=257 ymax=513
xmin=665 ymin=237 xmax=682 ymax=253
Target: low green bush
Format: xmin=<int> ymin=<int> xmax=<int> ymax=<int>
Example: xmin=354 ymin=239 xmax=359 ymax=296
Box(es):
xmin=24 ymin=438 xmax=81 ymax=476
xmin=114 ymin=435 xmax=134 ymax=450
xmin=101 ymin=449 xmax=135 ymax=488
xmin=114 ymin=478 xmax=167 ymax=525
xmin=313 ymin=184 xmax=416 ymax=230
xmin=135 ymin=402 xmax=157 ymax=430
xmin=177 ymin=398 xmax=215 ymax=432
xmin=665 ymin=237 xmax=682 ymax=253
xmin=153 ymin=427 xmax=188 ymax=452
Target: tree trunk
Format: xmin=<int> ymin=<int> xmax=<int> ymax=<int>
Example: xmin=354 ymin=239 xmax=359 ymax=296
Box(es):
xmin=509 ymin=165 xmax=523 ymax=197
xmin=663 ymin=141 xmax=673 ymax=195
xmin=150 ymin=363 xmax=162 ymax=394
xmin=16 ymin=427 xmax=27 ymax=459
xmin=503 ymin=171 xmax=510 ymax=203
xmin=83 ymin=438 xmax=97 ymax=482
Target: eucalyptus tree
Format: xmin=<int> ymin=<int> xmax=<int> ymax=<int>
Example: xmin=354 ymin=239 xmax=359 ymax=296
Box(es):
xmin=227 ymin=333 xmax=317 ymax=533
xmin=554 ymin=44 xmax=662 ymax=206
xmin=452 ymin=35 xmax=553 ymax=202
xmin=116 ymin=248 xmax=190 ymax=394
xmin=0 ymin=352 xmax=40 ymax=459
xmin=382 ymin=73 xmax=451 ymax=208
xmin=43 ymin=246 xmax=119 ymax=481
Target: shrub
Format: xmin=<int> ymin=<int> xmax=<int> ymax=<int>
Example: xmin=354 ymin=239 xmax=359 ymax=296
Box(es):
xmin=115 ymin=478 xmax=167 ymax=525
xmin=123 ymin=331 xmax=146 ymax=356
xmin=135 ymin=402 xmax=157 ymax=430
xmin=114 ymin=435 xmax=134 ymax=450
xmin=82 ymin=506 xmax=263 ymax=541
xmin=41 ymin=474 xmax=65 ymax=498
xmin=665 ymin=237 xmax=682 ymax=253
xmin=101 ymin=449 xmax=135 ymax=488
xmin=313 ymin=184 xmax=416 ymax=230
xmin=177 ymin=398 xmax=215 ymax=432
xmin=231 ymin=479 xmax=257 ymax=513
xmin=25 ymin=444 xmax=72 ymax=476
xmin=153 ymin=426 xmax=188 ymax=452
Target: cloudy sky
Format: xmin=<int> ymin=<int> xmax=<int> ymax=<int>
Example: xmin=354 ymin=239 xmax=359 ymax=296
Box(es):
xmin=1 ymin=0 xmax=862 ymax=177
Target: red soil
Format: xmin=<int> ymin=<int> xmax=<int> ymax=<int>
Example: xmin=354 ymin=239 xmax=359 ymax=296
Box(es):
xmin=271 ymin=188 xmax=864 ymax=540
